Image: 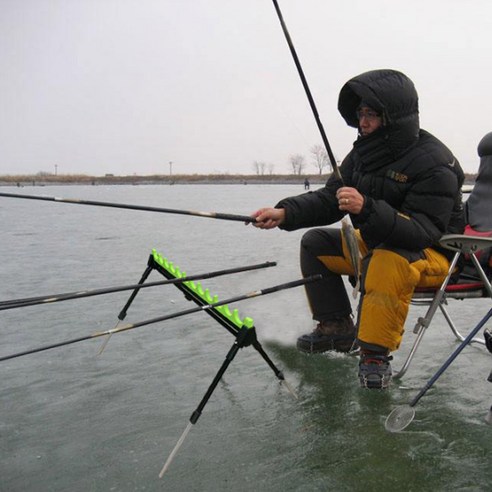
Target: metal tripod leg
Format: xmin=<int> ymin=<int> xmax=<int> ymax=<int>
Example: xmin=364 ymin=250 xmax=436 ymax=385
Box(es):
xmin=159 ymin=325 xmax=256 ymax=477
xmin=117 ymin=257 xmax=154 ymax=321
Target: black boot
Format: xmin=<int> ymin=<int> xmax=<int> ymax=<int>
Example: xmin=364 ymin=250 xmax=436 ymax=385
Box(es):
xmin=358 ymin=351 xmax=393 ymax=389
xmin=296 ymin=317 xmax=356 ymax=354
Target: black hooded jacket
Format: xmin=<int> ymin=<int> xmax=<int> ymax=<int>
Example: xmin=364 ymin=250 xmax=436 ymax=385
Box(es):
xmin=466 ymin=131 xmax=492 ymax=231
xmin=277 ymin=69 xmax=465 ymax=253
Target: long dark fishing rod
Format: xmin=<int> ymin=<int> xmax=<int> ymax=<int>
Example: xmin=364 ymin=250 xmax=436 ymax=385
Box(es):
xmin=0 ymin=274 xmax=321 ymax=362
xmin=0 ymin=191 xmax=256 ymax=223
xmin=0 ymin=261 xmax=276 ymax=311
xmin=271 ymin=0 xmax=341 ymax=181
xmin=270 ymin=0 xmax=361 ymax=290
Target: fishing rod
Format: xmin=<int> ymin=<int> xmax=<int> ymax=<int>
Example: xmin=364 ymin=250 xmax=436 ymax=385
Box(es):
xmin=270 ymin=0 xmax=361 ymax=289
xmin=385 ymin=307 xmax=492 ymax=432
xmin=0 ymin=261 xmax=276 ymax=311
xmin=271 ymin=0 xmax=341 ymax=181
xmin=0 ymin=274 xmax=321 ymax=362
xmin=0 ymin=191 xmax=256 ymax=223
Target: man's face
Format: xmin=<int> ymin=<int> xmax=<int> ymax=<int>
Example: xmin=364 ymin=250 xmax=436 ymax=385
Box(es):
xmin=356 ymin=106 xmax=383 ymax=136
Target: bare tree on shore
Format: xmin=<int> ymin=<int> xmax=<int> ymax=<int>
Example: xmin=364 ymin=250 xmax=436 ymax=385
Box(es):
xmin=289 ymin=154 xmax=306 ymax=175
xmin=252 ymin=160 xmax=268 ymax=175
xmin=310 ymin=144 xmax=329 ymax=175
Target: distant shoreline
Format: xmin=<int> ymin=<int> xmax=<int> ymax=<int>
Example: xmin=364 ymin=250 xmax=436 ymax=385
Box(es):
xmin=0 ymin=174 xmax=329 ymax=187
xmin=0 ymin=172 xmax=477 ymax=187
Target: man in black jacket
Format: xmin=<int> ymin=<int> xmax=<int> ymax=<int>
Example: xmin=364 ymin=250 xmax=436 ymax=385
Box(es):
xmin=251 ymin=69 xmax=464 ymax=389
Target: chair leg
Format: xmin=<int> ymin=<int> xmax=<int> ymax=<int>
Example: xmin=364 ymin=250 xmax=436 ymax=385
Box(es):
xmin=394 ymin=248 xmax=492 ymax=378
xmin=439 ymin=303 xmax=486 ymax=345
xmin=395 ymin=299 xmax=486 ymax=379
xmin=394 ymin=288 xmax=448 ymax=379
xmin=393 ymin=323 xmax=428 ymax=379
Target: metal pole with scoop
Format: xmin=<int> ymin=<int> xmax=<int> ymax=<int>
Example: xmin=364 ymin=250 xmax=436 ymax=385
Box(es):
xmin=385 ymin=308 xmax=492 ymax=432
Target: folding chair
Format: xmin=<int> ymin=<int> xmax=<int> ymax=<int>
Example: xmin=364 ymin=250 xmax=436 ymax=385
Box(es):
xmin=394 ymin=131 xmax=492 ymax=378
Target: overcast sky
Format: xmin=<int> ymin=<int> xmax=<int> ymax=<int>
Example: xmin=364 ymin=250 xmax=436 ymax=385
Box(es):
xmin=1 ymin=0 xmax=490 ymax=176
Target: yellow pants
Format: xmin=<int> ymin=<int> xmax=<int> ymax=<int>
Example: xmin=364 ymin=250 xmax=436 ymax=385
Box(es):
xmin=313 ymin=229 xmax=451 ymax=352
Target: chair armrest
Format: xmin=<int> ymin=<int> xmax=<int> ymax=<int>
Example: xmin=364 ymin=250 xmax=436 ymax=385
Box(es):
xmin=439 ymin=234 xmax=492 ymax=254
